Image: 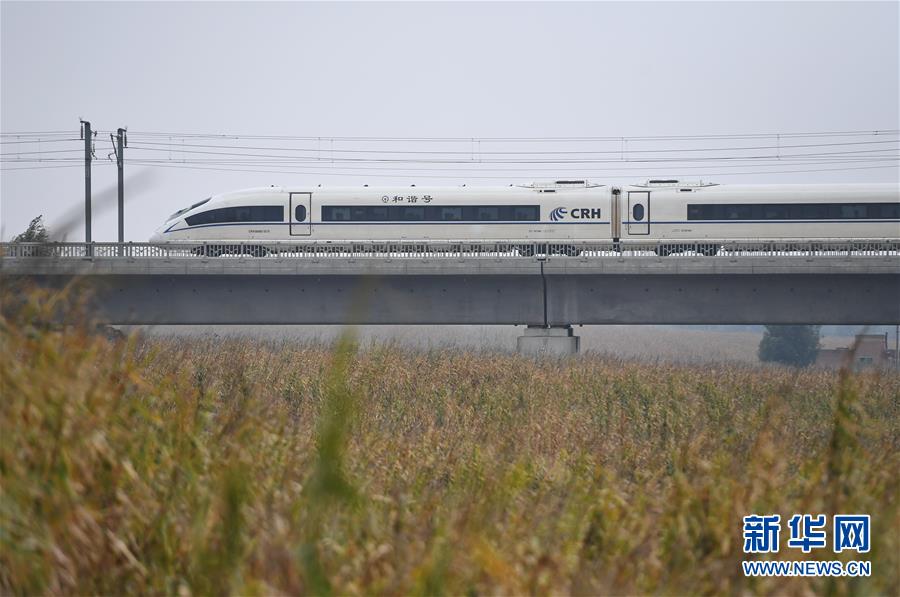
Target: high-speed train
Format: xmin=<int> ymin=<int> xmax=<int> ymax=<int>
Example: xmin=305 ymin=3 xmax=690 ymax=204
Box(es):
xmin=150 ymin=179 xmax=900 ymax=252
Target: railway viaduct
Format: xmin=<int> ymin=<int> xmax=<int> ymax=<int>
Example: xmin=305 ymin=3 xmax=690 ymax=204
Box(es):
xmin=3 ymin=241 xmax=899 ymax=355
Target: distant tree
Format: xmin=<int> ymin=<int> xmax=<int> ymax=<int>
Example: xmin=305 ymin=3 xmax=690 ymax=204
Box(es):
xmin=758 ymin=325 xmax=821 ymax=367
xmin=12 ymin=215 xmax=50 ymax=242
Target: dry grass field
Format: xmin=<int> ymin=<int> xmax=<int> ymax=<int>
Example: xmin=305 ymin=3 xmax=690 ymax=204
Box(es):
xmin=2 ymin=290 xmax=899 ymax=595
xmin=136 ymin=324 xmax=890 ymax=366
xmin=135 ymin=324 xmax=771 ymax=365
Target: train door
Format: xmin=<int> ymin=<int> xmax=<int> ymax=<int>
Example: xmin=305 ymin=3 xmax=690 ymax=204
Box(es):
xmin=627 ymin=191 xmax=650 ymax=235
xmin=289 ymin=192 xmax=311 ymax=236
xmin=610 ymin=188 xmax=622 ymax=239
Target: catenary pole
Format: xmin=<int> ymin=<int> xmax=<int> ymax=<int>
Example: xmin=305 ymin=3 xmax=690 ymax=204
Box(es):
xmin=81 ymin=120 xmax=92 ymax=245
xmin=116 ymin=128 xmax=126 ymax=243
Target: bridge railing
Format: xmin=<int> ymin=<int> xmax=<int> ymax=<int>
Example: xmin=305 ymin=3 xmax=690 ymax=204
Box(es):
xmin=2 ymin=240 xmax=899 ymax=259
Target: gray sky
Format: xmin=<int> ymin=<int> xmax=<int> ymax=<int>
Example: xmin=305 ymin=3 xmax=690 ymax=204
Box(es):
xmin=2 ymin=1 xmax=898 ymax=241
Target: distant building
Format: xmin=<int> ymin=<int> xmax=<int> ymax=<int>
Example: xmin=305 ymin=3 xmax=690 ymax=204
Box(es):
xmin=815 ymin=334 xmax=899 ymax=371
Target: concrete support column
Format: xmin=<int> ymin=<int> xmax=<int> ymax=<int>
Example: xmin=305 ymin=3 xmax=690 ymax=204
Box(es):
xmin=517 ymin=325 xmax=580 ymax=357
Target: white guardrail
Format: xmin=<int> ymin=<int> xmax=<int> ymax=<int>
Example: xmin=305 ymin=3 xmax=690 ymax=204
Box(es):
xmin=2 ymin=240 xmax=899 ymax=260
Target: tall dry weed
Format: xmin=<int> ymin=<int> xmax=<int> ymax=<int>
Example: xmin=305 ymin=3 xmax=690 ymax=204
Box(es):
xmin=1 ymin=287 xmax=898 ymax=595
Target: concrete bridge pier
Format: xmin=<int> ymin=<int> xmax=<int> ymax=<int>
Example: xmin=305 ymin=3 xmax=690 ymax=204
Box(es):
xmin=517 ymin=325 xmax=580 ymax=357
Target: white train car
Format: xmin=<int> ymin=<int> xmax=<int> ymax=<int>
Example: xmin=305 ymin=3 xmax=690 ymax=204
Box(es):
xmin=618 ymin=180 xmax=899 ymax=242
xmin=153 ymin=181 xmax=612 ymax=243
xmin=151 ymin=180 xmax=900 ymax=252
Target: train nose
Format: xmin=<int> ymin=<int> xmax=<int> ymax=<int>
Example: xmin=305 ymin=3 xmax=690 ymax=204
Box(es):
xmin=149 ymin=226 xmax=165 ymax=243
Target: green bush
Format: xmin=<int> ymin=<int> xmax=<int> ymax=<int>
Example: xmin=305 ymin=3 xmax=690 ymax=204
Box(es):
xmin=759 ymin=325 xmax=821 ymax=367
xmin=11 ymin=215 xmax=50 ymax=243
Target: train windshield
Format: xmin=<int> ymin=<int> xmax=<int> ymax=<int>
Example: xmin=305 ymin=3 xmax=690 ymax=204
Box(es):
xmin=167 ymin=197 xmax=211 ymax=222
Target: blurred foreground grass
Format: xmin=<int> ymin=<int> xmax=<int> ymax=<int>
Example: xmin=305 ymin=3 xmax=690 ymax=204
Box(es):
xmin=1 ymin=290 xmax=898 ymax=595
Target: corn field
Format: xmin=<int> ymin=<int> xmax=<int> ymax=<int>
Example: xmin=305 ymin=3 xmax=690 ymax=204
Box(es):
xmin=1 ymin=288 xmax=898 ymax=595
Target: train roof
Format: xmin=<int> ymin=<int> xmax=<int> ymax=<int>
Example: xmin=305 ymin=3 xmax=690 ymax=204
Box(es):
xmin=216 ymin=181 xmax=898 ymax=198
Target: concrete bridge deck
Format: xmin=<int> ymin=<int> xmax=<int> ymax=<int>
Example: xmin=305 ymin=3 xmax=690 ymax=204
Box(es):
xmin=3 ymin=241 xmax=898 ymax=329
xmin=2 ymin=254 xmax=898 ymax=276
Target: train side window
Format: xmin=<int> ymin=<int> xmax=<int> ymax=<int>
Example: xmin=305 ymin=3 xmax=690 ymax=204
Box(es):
xmin=762 ymin=205 xmax=789 ymax=220
xmin=186 ymin=205 xmax=282 ymax=225
xmin=185 ymin=211 xmax=206 ymax=226
xmin=724 ymin=205 xmax=752 ymax=220
xmin=878 ymin=203 xmax=899 ymax=219
xmin=632 ymin=204 xmax=645 ymax=221
xmin=324 ymin=207 xmax=351 ymax=221
xmin=187 ymin=207 xmax=231 ymax=226
xmin=512 ymin=206 xmax=539 ymax=220
xmin=367 ymin=206 xmax=389 ymax=221
xmin=185 ymin=210 xmax=207 ymax=225
xmin=439 ymin=207 xmax=462 ymax=221
xmin=317 ymin=203 xmax=545 ymax=222
xmin=692 ymin=204 xmax=718 ymax=220
xmin=476 ymin=207 xmax=499 ymax=221
xmin=804 ymin=205 xmax=821 ymax=219
xmin=796 ymin=204 xmax=827 ymax=219
xmin=687 ymin=201 xmax=898 ymax=222
xmin=255 ymin=206 xmax=283 ymax=221
xmin=840 ymin=204 xmax=868 ymax=219
xmin=295 ymin=205 xmax=307 ymax=222
xmin=401 ymin=206 xmax=425 ymax=220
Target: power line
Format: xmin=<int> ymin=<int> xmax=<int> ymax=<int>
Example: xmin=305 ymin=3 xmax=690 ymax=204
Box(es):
xmin=6 ymin=154 xmax=898 ymax=169
xmin=6 ymin=129 xmax=896 ymax=159
xmin=122 ymin=138 xmax=900 ymax=156
xmin=116 ymin=146 xmax=900 ymax=164
xmin=119 ymin=157 xmax=898 ymax=169
xmin=120 ymin=161 xmax=900 ymax=180
xmin=0 ymin=163 xmax=108 ymax=171
xmin=3 ymin=128 xmax=897 ymax=180
xmin=0 ymin=158 xmax=93 ymax=163
xmin=116 ymin=128 xmax=900 ymax=142
xmin=0 ymin=138 xmax=82 ymax=145
xmin=0 ymin=149 xmax=86 ymax=156
xmin=123 ymin=156 xmax=900 ymax=169
xmin=0 ymin=130 xmax=79 ymax=136
xmin=5 ymin=158 xmax=897 ymax=180
xmin=5 ymin=128 xmax=897 ymax=146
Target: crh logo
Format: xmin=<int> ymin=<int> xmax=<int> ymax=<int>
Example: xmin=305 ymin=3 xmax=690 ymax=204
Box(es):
xmin=550 ymin=207 xmax=602 ymax=221
xmin=550 ymin=207 xmax=568 ymax=221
